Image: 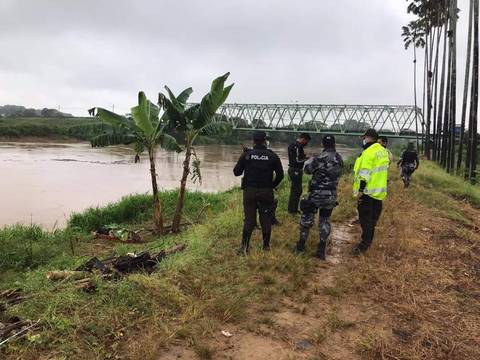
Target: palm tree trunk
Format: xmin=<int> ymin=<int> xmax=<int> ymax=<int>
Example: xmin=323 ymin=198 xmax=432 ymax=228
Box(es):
xmin=459 ymin=0 xmax=474 ymax=173
xmin=448 ymin=0 xmax=458 ymax=174
xmin=413 ymin=40 xmax=420 ymax=151
xmin=172 ymin=144 xmax=192 ymax=233
xmin=441 ymin=45 xmax=452 ymax=168
xmin=468 ymin=0 xmax=479 ymax=183
xmin=149 ymin=147 xmax=164 ymax=233
xmin=436 ymin=24 xmax=448 ymax=163
xmin=432 ymin=28 xmax=441 ymax=161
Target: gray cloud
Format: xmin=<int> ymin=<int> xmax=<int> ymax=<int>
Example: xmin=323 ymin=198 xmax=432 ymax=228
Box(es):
xmin=0 ymin=0 xmax=471 ymax=116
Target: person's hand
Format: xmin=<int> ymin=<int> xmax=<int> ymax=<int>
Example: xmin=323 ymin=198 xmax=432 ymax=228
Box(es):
xmin=357 ymin=191 xmax=364 ymax=199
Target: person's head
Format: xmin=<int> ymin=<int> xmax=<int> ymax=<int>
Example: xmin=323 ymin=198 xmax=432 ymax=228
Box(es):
xmin=407 ymin=141 xmax=415 ymax=150
xmin=297 ymin=133 xmax=311 ymax=146
xmin=362 ymin=128 xmax=379 ymax=145
xmin=253 ymin=131 xmax=268 ymax=146
xmin=378 ymin=136 xmax=388 ymax=148
xmin=322 ymin=134 xmax=336 ymax=149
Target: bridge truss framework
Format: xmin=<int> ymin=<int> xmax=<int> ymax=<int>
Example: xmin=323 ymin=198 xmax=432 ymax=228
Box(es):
xmin=212 ymin=104 xmax=423 ymax=138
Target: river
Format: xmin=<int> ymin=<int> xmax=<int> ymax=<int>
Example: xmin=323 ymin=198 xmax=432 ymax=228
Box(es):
xmin=0 ymin=142 xmax=355 ymax=228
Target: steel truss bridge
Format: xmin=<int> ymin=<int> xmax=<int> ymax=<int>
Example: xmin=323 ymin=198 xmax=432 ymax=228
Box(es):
xmin=211 ymin=104 xmax=423 ymax=139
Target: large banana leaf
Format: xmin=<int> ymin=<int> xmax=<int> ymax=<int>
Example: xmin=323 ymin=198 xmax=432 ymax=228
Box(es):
xmin=89 ymin=107 xmax=130 ymax=130
xmin=177 ymin=87 xmax=193 ymax=107
xmin=159 ymin=92 xmax=186 ymax=130
xmin=194 ymin=73 xmax=233 ymax=129
xmin=131 ymin=92 xmax=156 ymax=138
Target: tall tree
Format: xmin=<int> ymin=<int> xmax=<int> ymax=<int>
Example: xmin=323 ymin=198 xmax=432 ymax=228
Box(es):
xmin=467 ymin=0 xmax=479 ymax=183
xmin=458 ymin=0 xmax=474 ymax=172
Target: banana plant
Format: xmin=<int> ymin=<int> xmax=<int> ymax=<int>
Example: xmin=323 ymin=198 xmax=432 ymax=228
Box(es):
xmin=159 ymin=72 xmax=234 ymax=233
xmin=89 ymin=92 xmax=181 ymax=234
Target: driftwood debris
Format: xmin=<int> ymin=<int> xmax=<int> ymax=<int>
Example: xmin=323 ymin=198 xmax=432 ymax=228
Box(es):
xmin=76 ymin=243 xmax=186 ymax=276
xmin=0 ymin=289 xmax=39 ymax=347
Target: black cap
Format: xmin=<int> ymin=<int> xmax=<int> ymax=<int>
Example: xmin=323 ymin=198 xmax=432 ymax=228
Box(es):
xmin=253 ymin=131 xmax=268 ymax=142
xmin=322 ymin=134 xmax=336 ymax=148
xmin=363 ymin=128 xmax=379 ymax=140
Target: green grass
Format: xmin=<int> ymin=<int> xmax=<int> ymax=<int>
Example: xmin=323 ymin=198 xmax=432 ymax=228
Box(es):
xmin=414 ymin=161 xmax=480 ymax=207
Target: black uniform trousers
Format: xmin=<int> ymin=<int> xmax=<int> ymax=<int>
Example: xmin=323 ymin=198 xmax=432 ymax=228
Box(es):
xmin=288 ymin=167 xmax=303 ymax=213
xmin=357 ymin=195 xmax=383 ymax=251
xmin=243 ymin=187 xmax=274 ymax=237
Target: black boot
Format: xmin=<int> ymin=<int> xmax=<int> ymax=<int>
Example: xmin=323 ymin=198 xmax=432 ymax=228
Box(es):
xmin=295 ymin=226 xmax=309 ymax=254
xmin=237 ymin=231 xmax=251 ymax=256
xmin=263 ymin=232 xmax=271 ymax=251
xmin=317 ymin=217 xmax=331 ymax=260
xmin=316 ymin=241 xmax=326 ymax=260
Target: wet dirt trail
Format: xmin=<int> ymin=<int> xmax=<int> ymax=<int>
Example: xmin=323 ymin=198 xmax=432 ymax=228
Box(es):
xmin=161 ymin=220 xmax=367 ymax=360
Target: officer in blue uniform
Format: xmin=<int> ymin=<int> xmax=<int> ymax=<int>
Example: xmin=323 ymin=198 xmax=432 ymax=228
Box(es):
xmin=295 ymin=135 xmax=343 ymax=260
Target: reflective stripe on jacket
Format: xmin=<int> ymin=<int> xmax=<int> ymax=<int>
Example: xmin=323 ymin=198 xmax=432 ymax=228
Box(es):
xmin=353 ymin=143 xmax=389 ymax=200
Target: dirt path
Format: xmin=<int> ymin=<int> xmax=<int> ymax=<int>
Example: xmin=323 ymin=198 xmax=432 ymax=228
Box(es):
xmin=161 ymin=221 xmax=365 ymax=360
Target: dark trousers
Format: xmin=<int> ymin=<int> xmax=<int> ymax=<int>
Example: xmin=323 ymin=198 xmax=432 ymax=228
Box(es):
xmin=357 ymin=195 xmax=383 ymax=252
xmin=243 ymin=187 xmax=274 ymax=241
xmin=288 ymin=167 xmax=303 ymax=213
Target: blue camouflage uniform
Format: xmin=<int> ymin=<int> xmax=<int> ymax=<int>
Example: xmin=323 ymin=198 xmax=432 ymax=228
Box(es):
xmin=296 ymin=148 xmax=343 ymax=258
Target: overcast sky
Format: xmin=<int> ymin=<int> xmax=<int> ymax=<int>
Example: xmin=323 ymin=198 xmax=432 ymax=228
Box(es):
xmin=0 ymin=0 xmax=472 ymax=116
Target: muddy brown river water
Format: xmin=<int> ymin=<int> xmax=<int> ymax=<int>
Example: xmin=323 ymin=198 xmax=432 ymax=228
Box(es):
xmin=0 ymin=142 xmax=355 ymax=228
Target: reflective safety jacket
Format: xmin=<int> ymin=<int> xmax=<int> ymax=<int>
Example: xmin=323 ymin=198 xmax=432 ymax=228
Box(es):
xmin=353 ymin=143 xmax=389 ymax=200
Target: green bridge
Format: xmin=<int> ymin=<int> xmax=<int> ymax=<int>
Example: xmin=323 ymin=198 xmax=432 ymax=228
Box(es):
xmin=210 ymin=103 xmax=423 ymax=139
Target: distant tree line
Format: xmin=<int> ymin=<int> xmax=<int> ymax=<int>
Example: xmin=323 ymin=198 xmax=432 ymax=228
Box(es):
xmin=0 ymin=105 xmax=73 ymax=118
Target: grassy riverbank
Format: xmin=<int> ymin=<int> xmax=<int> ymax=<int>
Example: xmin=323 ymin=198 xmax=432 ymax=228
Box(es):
xmin=1 ymin=161 xmax=479 ymax=359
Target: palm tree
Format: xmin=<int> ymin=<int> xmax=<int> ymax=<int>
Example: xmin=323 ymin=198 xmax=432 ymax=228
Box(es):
xmin=89 ymin=92 xmax=181 ymax=233
xmin=159 ymin=73 xmax=234 ymax=233
xmin=402 ymin=21 xmax=426 ymax=151
xmin=467 ymin=0 xmax=479 ymax=183
xmin=458 ymin=0 xmax=474 ymax=172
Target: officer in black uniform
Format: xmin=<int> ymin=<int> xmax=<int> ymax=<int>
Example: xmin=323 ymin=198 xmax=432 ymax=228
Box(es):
xmin=397 ymin=142 xmax=420 ymax=188
xmin=295 ymin=135 xmax=343 ymax=260
xmin=287 ymin=133 xmax=311 ymax=214
xmin=234 ymin=131 xmax=284 ymax=255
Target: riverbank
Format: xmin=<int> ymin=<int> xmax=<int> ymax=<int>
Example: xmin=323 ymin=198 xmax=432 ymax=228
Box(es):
xmin=1 ymin=161 xmax=479 ymax=359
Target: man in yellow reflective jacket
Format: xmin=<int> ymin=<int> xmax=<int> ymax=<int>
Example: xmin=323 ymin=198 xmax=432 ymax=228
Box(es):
xmin=352 ymin=129 xmax=389 ymax=254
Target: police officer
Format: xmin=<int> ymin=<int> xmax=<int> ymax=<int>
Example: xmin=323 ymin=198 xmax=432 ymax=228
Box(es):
xmin=352 ymin=129 xmax=389 ymax=254
xmin=397 ymin=142 xmax=420 ymax=188
xmin=287 ymin=133 xmax=311 ymax=214
xmin=234 ymin=131 xmax=284 ymax=255
xmin=295 ymin=135 xmax=343 ymax=260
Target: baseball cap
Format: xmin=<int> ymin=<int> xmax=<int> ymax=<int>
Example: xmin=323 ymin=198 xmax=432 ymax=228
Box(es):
xmin=253 ymin=131 xmax=268 ymax=142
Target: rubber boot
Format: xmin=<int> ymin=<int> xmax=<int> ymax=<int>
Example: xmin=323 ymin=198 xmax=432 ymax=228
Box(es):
xmin=237 ymin=230 xmax=251 ymax=256
xmin=316 ymin=241 xmax=326 ymax=260
xmin=295 ymin=226 xmax=309 ymax=254
xmin=317 ymin=217 xmax=331 ymax=260
xmin=262 ymin=232 xmax=271 ymax=251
